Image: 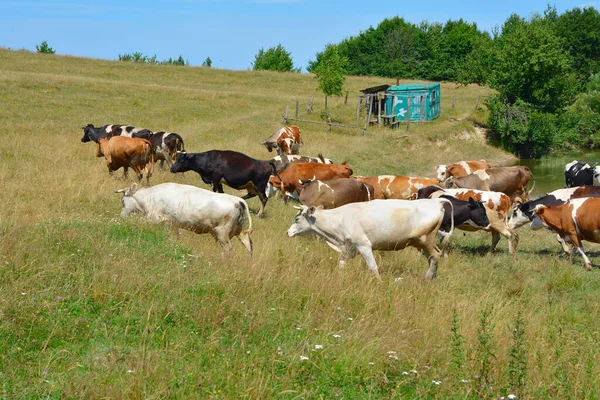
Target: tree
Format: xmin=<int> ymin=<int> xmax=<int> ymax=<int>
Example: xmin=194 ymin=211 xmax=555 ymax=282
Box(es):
xmin=36 ymin=40 xmax=55 ymax=54
xmin=252 ymin=44 xmax=297 ymax=72
xmin=312 ymin=44 xmax=347 ymax=108
xmin=202 ymin=57 xmax=212 ymax=67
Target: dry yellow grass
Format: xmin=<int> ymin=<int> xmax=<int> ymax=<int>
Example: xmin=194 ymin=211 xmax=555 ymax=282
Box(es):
xmin=0 ymin=48 xmax=598 ymax=399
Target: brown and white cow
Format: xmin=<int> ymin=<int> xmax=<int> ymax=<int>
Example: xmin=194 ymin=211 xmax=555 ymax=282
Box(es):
xmin=270 ymin=154 xmax=333 ymax=174
xmin=298 ymin=178 xmax=374 ymax=209
xmin=98 ymin=136 xmax=154 ymax=183
xmin=446 ymin=166 xmax=534 ymax=202
xmin=417 ymin=186 xmax=518 ymax=255
xmin=355 ymin=175 xmax=441 ymax=200
xmin=436 ymin=160 xmax=491 ymax=182
xmin=261 ymin=126 xmax=302 ymax=156
xmin=269 ymin=163 xmax=353 ymax=199
xmin=81 ymin=124 xmax=153 ymax=157
xmin=532 ymin=198 xmax=600 ymax=270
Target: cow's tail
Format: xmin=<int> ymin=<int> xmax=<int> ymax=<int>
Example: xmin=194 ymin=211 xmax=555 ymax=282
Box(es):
xmin=238 ymin=200 xmax=254 ymax=256
xmin=439 ymin=198 xmax=454 ymax=252
xmin=527 ymin=178 xmax=536 ymax=197
xmin=143 ymin=140 xmax=155 ymax=176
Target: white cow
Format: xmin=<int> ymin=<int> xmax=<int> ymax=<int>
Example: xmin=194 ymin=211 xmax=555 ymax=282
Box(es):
xmin=116 ymin=182 xmax=253 ymax=255
xmin=287 ymin=199 xmax=452 ymax=280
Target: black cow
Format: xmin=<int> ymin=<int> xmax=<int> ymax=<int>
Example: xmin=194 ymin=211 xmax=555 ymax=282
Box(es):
xmin=564 ymin=160 xmax=600 ymax=187
xmin=170 ymin=150 xmax=282 ymax=217
xmin=148 ymin=131 xmax=185 ymax=169
xmin=436 ymin=194 xmax=489 ymax=254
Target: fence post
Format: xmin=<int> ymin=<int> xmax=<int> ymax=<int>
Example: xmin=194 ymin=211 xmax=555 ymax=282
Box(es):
xmin=356 ymin=96 xmax=361 ymax=126
xmin=378 ymin=96 xmax=382 ymax=127
xmin=475 ymin=96 xmax=480 ymax=109
xmin=419 ymin=95 xmax=424 ymax=125
xmin=452 ymin=96 xmax=456 ymax=108
xmin=284 ymin=105 xmax=289 ymax=124
xmin=295 ymin=101 xmax=299 ymax=118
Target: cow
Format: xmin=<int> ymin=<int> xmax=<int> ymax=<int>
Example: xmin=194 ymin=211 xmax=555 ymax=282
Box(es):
xmin=509 ymin=186 xmax=600 ymax=230
xmin=287 ymin=198 xmax=453 ymax=280
xmin=298 ymin=178 xmax=374 ymax=209
xmin=116 ymin=182 xmax=253 ymax=255
xmin=355 ymin=175 xmax=441 ymax=200
xmin=169 ymin=150 xmax=281 ymax=217
xmin=532 ymin=198 xmax=600 ymax=271
xmin=81 ymin=123 xmax=153 ymax=156
xmin=268 ymin=162 xmax=353 ymax=200
xmin=261 ymin=126 xmax=302 ymax=155
xmin=508 ymin=186 xmax=600 ymax=254
xmin=435 ymin=195 xmax=490 ymax=254
xmin=148 ymin=131 xmax=185 ymax=169
xmin=417 ymin=186 xmax=518 ymax=255
xmin=564 ymin=160 xmax=600 ymax=187
xmin=98 ymin=136 xmax=154 ymax=183
xmin=435 ymin=160 xmax=491 ymax=182
xmin=445 ymin=166 xmax=534 ymax=202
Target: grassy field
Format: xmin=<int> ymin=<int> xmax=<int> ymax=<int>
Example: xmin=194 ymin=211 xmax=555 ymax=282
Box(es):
xmin=1 ymin=48 xmax=599 ymax=399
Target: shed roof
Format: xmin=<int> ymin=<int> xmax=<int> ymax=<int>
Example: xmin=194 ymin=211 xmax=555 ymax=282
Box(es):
xmin=360 ymin=84 xmax=391 ymax=94
xmin=387 ymin=82 xmax=440 ymax=92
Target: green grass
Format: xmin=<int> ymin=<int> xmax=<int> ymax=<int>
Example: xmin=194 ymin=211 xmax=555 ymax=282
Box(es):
xmin=1 ymin=47 xmax=599 ymax=398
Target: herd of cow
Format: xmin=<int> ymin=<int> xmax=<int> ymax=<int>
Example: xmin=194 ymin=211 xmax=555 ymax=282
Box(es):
xmin=80 ymin=123 xmax=600 ymax=280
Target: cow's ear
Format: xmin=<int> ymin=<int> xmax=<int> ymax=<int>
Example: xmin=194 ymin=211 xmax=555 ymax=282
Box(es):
xmin=125 ymin=183 xmax=138 ymax=197
xmin=307 ymin=206 xmax=316 ymax=216
xmin=534 ymin=204 xmax=545 ymax=215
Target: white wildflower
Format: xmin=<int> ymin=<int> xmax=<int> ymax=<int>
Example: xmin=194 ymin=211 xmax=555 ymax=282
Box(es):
xmin=394 ymin=277 xmax=403 ymax=282
xmin=507 ymin=395 xmax=517 ymax=400
xmin=432 ymin=380 xmax=441 ymax=385
xmin=332 ymin=334 xmax=341 ymax=338
xmin=314 ymin=345 xmax=323 ymax=350
xmin=347 ymin=317 xmax=353 ymax=321
xmin=402 ymin=371 xmax=409 ymax=376
xmin=300 ymin=356 xmax=309 ymax=361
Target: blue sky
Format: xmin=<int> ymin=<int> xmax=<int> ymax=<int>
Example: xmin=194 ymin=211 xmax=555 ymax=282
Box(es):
xmin=0 ymin=0 xmax=597 ymax=71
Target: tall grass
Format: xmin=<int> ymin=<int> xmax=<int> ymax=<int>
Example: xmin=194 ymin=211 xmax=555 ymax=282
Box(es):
xmin=1 ymin=47 xmax=599 ymax=398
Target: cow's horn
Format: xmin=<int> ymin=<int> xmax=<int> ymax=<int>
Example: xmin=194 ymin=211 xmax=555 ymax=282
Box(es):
xmin=114 ymin=188 xmax=127 ymax=193
xmin=293 ymin=205 xmax=303 ymax=210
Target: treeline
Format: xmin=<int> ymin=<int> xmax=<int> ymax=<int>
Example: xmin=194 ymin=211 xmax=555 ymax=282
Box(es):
xmin=118 ymin=52 xmax=189 ymax=66
xmin=308 ymin=6 xmax=600 ymax=157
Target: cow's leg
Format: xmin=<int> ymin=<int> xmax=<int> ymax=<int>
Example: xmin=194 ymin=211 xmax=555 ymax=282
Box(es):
xmin=255 ymin=191 xmax=268 ymax=218
xmin=214 ymin=230 xmax=233 ymax=254
xmin=489 ymin=231 xmax=501 ymax=253
xmin=356 ymin=244 xmax=381 ymax=280
xmin=437 ymin=231 xmax=451 ymax=257
xmin=417 ymin=231 xmax=442 ymax=280
xmin=557 ymin=234 xmax=573 ymax=254
xmin=568 ymin=235 xmax=592 ymax=270
xmin=122 ymin=166 xmax=129 ymax=180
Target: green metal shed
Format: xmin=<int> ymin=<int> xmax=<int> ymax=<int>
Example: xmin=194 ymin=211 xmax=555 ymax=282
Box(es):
xmin=384 ymin=82 xmax=441 ymax=122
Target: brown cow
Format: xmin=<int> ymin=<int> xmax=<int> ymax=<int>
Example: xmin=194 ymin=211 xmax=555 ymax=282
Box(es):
xmin=298 ymin=178 xmax=374 ymax=209
xmin=269 ymin=163 xmax=353 ymax=198
xmin=98 ymin=136 xmax=154 ymax=184
xmin=261 ymin=126 xmax=302 ymax=156
xmin=355 ymin=175 xmax=441 ymax=200
xmin=417 ymin=186 xmax=518 ymax=255
xmin=446 ymin=166 xmax=534 ymax=202
xmin=532 ymin=198 xmax=600 ymax=270
xmin=435 ymin=160 xmax=491 ymax=181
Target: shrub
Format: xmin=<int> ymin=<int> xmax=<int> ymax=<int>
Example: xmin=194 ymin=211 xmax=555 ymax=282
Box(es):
xmin=36 ymin=41 xmax=55 ymax=54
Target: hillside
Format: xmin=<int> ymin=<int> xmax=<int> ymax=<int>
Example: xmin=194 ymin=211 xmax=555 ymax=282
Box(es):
xmin=1 ymin=48 xmax=597 ymax=399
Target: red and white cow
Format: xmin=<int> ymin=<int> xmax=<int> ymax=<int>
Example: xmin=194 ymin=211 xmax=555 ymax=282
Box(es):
xmin=532 ymin=197 xmax=600 ymax=271
xmin=435 ymin=160 xmax=491 ymax=182
xmin=269 ymin=162 xmax=353 ymax=199
xmin=287 ymin=198 xmax=453 ymax=280
xmin=355 ymin=175 xmax=441 ymax=200
xmin=261 ymin=126 xmax=302 ymax=156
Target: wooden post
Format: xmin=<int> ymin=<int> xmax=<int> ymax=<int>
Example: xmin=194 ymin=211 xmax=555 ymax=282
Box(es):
xmin=284 ymin=105 xmax=289 ymax=124
xmin=406 ymin=97 xmax=411 ymax=131
xmin=419 ymin=95 xmax=424 ymax=125
xmin=295 ymin=101 xmax=299 ymax=118
xmin=378 ymin=96 xmax=382 ymax=127
xmin=365 ymin=95 xmax=372 ymax=130
xmin=344 ymin=93 xmax=348 ymax=105
xmin=475 ymin=96 xmax=480 ymax=109
xmin=452 ymin=96 xmax=456 ymax=108
xmin=356 ymin=96 xmax=361 ymax=126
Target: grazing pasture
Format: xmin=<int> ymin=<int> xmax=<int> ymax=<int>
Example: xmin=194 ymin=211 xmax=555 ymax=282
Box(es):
xmin=1 ymin=48 xmax=600 ymax=398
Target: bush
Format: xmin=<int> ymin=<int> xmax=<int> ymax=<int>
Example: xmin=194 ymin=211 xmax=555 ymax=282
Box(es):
xmin=252 ymin=44 xmax=298 ymax=72
xmin=36 ymin=41 xmax=55 ymax=54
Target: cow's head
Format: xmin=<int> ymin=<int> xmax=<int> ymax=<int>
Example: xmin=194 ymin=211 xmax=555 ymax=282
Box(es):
xmin=508 ymin=198 xmax=533 ymax=230
xmin=530 ymin=204 xmax=548 ymax=230
xmin=81 ymin=124 xmax=95 ymax=142
xmin=261 ymin=141 xmax=276 ymax=152
xmin=466 ymin=197 xmax=490 ymax=228
xmin=444 ymin=177 xmax=457 ymax=189
xmin=435 ymin=165 xmax=448 ymax=181
xmin=170 ymin=151 xmax=191 ymax=173
xmin=593 ymin=166 xmax=600 ymax=186
xmin=287 ymin=205 xmax=321 ymax=237
xmin=115 ymin=183 xmax=141 ymax=217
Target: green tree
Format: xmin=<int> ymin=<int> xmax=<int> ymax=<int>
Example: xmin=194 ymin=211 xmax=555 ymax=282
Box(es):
xmin=202 ymin=57 xmax=212 ymax=67
xmin=312 ymin=44 xmax=347 ymax=108
xmin=36 ymin=40 xmax=55 ymax=54
xmin=252 ymin=44 xmax=297 ymax=72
